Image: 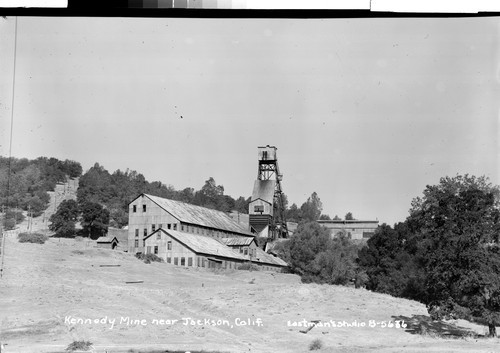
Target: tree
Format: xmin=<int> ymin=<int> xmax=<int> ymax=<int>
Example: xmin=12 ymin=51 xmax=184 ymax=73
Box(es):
xmin=319 ymin=214 xmax=331 ymax=220
xmin=288 ymin=221 xmax=361 ymax=285
xmin=358 ymin=222 xmax=426 ymax=301
xmin=408 ymin=175 xmax=500 ymax=337
xmin=80 ymin=201 xmax=110 ymax=239
xmin=286 ymin=203 xmax=301 ymax=222
xmin=345 ymin=212 xmax=354 ymax=220
xmin=300 ymin=192 xmax=323 ymax=222
xmin=49 ymin=200 xmax=79 ymax=237
xmin=288 ymin=221 xmax=331 ymax=278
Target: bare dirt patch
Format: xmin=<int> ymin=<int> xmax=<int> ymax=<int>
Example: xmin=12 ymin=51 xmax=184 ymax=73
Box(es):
xmin=1 ymin=230 xmax=498 ymax=353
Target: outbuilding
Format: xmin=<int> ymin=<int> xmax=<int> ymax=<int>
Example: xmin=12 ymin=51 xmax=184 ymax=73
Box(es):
xmin=96 ymin=236 xmax=119 ymax=250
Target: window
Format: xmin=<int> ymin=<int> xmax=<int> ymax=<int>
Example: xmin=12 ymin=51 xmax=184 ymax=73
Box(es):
xmin=133 ymin=205 xmax=137 ymax=212
xmin=244 ymin=248 xmax=248 ymax=255
xmin=144 ymin=228 xmax=147 ymax=237
xmin=143 ymin=240 xmax=146 ymax=247
xmin=197 ymin=257 xmax=200 ymax=267
xmin=159 ymin=224 xmax=162 ymax=229
xmin=188 ymin=258 xmax=192 ymax=266
xmin=154 ymin=246 xmax=158 ymax=255
xmin=167 ymin=241 xmax=172 ymax=250
xmin=143 ymin=204 xmax=146 ymax=212
xmin=134 ymin=240 xmax=139 ymax=247
xmin=167 ymin=224 xmax=171 ymax=229
xmin=181 ymin=225 xmax=184 ymax=231
xmin=181 ymin=257 xmax=185 ymax=266
xmin=262 ymin=150 xmax=268 ymax=160
xmin=167 ymin=257 xmax=171 ymax=263
xmin=173 ymin=224 xmax=177 ymax=230
xmin=152 ymin=224 xmax=156 ymax=232
xmin=174 ymin=257 xmax=178 ymax=265
xmin=201 ymin=258 xmax=205 ymax=267
xmin=135 ymin=229 xmax=139 ymax=237
xmin=239 ymin=248 xmax=243 ymax=253
xmin=157 ymin=232 xmax=161 ymax=240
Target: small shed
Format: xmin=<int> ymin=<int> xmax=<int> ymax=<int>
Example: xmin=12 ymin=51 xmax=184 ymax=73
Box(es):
xmin=96 ymin=236 xmax=119 ymax=250
xmin=107 ymin=227 xmax=128 ymax=251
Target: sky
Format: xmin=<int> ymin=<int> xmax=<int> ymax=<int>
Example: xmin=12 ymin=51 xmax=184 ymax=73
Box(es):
xmin=0 ymin=16 xmax=499 ymax=226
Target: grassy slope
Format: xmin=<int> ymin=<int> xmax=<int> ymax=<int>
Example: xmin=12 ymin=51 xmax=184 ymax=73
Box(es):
xmin=2 ymin=178 xmax=499 ymax=352
xmin=1 ymin=233 xmax=499 ymax=353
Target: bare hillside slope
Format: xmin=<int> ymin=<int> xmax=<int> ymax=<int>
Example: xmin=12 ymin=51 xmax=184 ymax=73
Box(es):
xmin=0 ymin=230 xmax=498 ymax=353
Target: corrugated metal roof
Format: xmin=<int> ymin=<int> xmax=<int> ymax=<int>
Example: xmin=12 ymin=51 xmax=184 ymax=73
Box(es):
xmin=220 ymin=237 xmax=255 ymax=246
xmin=253 ymin=247 xmax=287 ymax=267
xmin=251 ymin=180 xmax=275 ymax=204
xmin=317 ymin=220 xmax=379 ymax=224
xmin=96 ymin=236 xmax=118 ymax=243
xmin=143 ymin=194 xmax=253 ymax=236
xmin=156 ymin=229 xmax=248 ymax=261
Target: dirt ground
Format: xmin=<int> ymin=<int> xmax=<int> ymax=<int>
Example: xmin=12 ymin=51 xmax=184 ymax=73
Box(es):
xmin=1 ymin=180 xmax=499 ymax=352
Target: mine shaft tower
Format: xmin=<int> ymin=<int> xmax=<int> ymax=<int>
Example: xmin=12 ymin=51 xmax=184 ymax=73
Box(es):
xmin=249 ymin=145 xmax=288 ymax=240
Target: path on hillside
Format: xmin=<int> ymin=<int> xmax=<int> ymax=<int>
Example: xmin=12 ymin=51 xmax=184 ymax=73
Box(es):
xmin=20 ymin=177 xmax=79 ymax=234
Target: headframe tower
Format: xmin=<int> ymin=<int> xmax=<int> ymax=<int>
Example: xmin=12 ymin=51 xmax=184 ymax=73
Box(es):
xmin=249 ymin=145 xmax=288 ymax=240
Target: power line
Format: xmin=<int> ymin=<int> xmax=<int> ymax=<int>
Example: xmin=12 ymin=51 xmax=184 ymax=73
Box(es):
xmin=1 ymin=17 xmax=19 ymax=279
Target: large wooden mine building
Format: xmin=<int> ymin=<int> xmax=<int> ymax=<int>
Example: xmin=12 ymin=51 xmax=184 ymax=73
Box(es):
xmin=127 ymin=193 xmax=287 ymax=271
xmin=249 ymin=145 xmax=288 ymax=239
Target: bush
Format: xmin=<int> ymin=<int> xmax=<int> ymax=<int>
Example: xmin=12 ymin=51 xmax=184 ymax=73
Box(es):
xmin=18 ymin=232 xmax=48 ymax=244
xmin=4 ymin=218 xmax=17 ymax=230
xmin=309 ymin=338 xmax=323 ymax=350
xmin=238 ymin=262 xmax=260 ymax=271
xmin=65 ymin=340 xmax=93 ymax=351
xmin=135 ymin=252 xmax=164 ymax=264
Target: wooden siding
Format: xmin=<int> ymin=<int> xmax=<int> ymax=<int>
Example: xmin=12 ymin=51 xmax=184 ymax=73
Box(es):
xmin=128 ymin=195 xmax=180 ymax=253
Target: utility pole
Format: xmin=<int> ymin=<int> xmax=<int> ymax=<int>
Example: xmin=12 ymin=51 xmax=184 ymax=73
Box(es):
xmin=27 ymin=204 xmax=31 ymax=233
xmin=1 ymin=206 xmax=5 ymax=279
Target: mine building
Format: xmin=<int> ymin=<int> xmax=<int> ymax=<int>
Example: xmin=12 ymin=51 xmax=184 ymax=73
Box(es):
xmin=220 ymin=236 xmax=258 ymax=258
xmin=144 ymin=228 xmax=248 ymax=269
xmin=128 ymin=193 xmax=253 ymax=253
xmin=317 ymin=219 xmax=379 ymax=240
xmin=249 ymin=145 xmax=288 ymax=239
xmin=128 ymin=193 xmax=287 ymax=271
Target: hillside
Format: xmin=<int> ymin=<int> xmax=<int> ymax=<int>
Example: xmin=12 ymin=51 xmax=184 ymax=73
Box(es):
xmin=1 ymin=230 xmax=499 ymax=353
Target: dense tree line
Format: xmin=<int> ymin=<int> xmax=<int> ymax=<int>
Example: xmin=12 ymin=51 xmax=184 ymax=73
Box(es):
xmin=277 ymin=221 xmax=365 ymax=285
xmin=77 ymin=163 xmax=251 ymax=228
xmin=358 ymin=175 xmax=500 ymax=337
xmin=278 ymin=174 xmax=500 ymax=337
xmin=0 ymin=156 xmax=82 ymax=229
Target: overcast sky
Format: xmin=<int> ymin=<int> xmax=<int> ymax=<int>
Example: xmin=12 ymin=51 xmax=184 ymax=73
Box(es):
xmin=1 ymin=16 xmax=499 ymax=226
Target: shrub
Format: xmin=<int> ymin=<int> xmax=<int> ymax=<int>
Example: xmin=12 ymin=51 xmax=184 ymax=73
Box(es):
xmin=309 ymin=338 xmax=323 ymax=350
xmin=135 ymin=252 xmax=164 ymax=264
xmin=65 ymin=340 xmax=93 ymax=351
xmin=17 ymin=232 xmax=48 ymax=244
xmin=4 ymin=218 xmax=17 ymax=230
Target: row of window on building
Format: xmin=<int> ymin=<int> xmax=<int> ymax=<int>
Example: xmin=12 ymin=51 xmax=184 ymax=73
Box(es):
xmin=134 ymin=223 xmax=242 ymax=244
xmin=151 ymin=254 xmax=277 ymax=272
